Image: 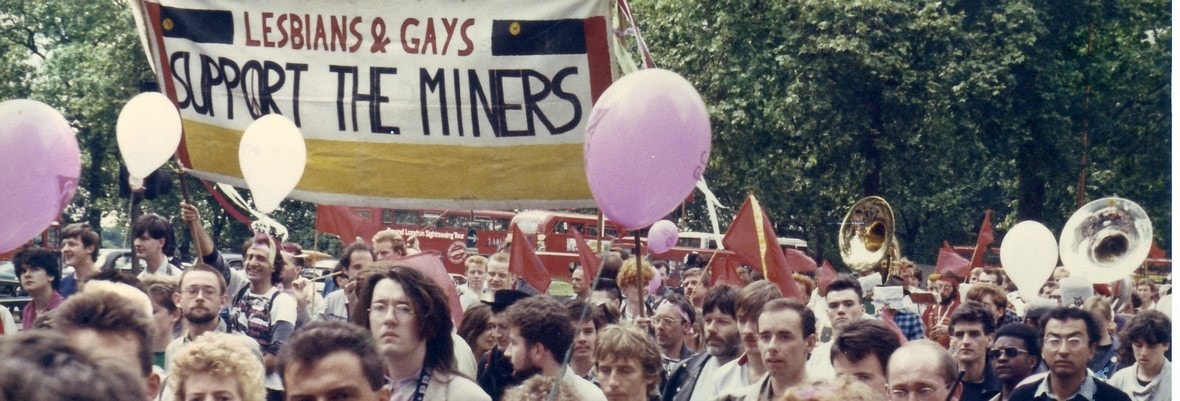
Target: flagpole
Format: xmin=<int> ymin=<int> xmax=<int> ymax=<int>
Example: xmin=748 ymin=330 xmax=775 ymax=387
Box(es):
xmin=634 ymin=230 xmax=645 ymax=318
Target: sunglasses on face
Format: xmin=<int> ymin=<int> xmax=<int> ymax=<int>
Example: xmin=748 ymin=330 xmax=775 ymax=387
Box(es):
xmin=987 ymin=347 xmax=1029 ymax=359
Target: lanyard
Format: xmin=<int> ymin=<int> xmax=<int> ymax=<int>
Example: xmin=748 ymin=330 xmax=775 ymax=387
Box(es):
xmin=409 ymin=367 xmax=432 ymax=401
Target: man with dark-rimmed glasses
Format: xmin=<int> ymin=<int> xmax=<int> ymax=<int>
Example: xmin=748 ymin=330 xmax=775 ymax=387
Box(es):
xmin=1008 ymin=307 xmax=1130 ymax=401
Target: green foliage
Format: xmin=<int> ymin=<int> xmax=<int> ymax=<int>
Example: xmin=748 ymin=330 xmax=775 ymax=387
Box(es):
xmin=0 ymin=0 xmax=337 ymax=258
xmin=634 ymin=0 xmax=1170 ymax=266
xmin=1 ymin=0 xmax=1168 ymax=270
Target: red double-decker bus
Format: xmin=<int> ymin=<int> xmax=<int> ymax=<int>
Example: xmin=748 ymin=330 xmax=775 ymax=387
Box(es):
xmin=510 ymin=210 xmax=630 ymax=278
xmin=316 ymin=206 xmax=514 ymax=274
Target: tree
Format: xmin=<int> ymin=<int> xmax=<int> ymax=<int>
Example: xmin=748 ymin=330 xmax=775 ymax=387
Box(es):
xmin=633 ymin=0 xmax=1170 ymax=266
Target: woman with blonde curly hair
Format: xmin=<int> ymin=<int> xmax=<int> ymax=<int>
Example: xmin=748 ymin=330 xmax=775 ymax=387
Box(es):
xmin=169 ymin=332 xmax=266 ymax=401
xmin=776 ymin=376 xmax=880 ymax=401
xmin=616 ymin=258 xmax=655 ymax=322
xmin=502 ymin=374 xmax=582 ymax=401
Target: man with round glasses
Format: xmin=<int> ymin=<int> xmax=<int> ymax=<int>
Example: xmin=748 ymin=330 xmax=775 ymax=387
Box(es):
xmin=352 ymin=264 xmax=490 ymax=400
xmin=1008 ymin=307 xmax=1130 ymax=401
xmin=987 ymin=323 xmax=1040 ymax=401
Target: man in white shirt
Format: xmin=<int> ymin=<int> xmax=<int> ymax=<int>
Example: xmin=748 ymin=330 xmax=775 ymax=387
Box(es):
xmin=662 ymin=286 xmax=742 ymax=401
xmin=132 ymin=214 xmax=180 ymax=278
xmin=458 ymin=255 xmax=488 ymax=310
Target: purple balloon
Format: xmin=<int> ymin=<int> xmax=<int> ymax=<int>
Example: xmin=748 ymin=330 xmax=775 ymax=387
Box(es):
xmin=584 ymin=69 xmax=711 ymax=230
xmin=0 ymin=100 xmax=80 ymax=253
xmin=647 ymin=219 xmax=680 ymax=254
xmin=647 ymin=267 xmax=663 ymax=295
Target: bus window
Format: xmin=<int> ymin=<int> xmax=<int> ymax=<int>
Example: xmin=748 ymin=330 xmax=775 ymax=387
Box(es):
xmin=444 ymin=214 xmax=471 ymax=228
xmin=516 ymin=218 xmax=541 ymax=234
xmin=492 ymin=218 xmax=511 ymax=231
xmin=382 ymin=209 xmax=394 ymax=225
xmin=393 ymin=210 xmax=419 ymax=225
xmin=354 ymin=208 xmax=372 ymax=220
xmin=603 ymin=227 xmax=618 ymax=238
xmin=676 ymin=237 xmax=700 ymax=248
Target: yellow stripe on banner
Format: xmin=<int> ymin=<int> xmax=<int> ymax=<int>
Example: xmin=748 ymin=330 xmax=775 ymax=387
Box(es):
xmin=750 ymin=195 xmax=770 ymax=277
xmin=182 ymin=120 xmax=592 ymax=201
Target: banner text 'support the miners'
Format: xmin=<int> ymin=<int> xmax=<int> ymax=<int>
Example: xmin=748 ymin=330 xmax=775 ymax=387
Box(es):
xmin=132 ymin=0 xmax=618 ymax=209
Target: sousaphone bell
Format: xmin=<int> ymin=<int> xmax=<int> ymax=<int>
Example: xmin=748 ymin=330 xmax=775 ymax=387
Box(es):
xmin=839 ymin=196 xmax=896 ymax=273
xmin=1059 ymin=197 xmax=1152 ymax=284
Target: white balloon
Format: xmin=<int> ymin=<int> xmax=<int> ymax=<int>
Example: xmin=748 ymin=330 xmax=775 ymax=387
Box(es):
xmin=239 ymin=114 xmax=306 ymax=213
xmin=1000 ymin=221 xmax=1058 ymax=294
xmin=116 ymin=92 xmax=182 ymax=178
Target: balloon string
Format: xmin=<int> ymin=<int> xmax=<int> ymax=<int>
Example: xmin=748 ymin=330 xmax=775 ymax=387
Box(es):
xmin=615 ymin=0 xmax=655 ymax=69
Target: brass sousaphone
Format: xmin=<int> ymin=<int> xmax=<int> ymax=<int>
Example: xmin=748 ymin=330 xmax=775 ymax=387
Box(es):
xmin=1059 ymin=197 xmax=1152 ymax=284
xmin=839 ymin=196 xmax=896 ymax=273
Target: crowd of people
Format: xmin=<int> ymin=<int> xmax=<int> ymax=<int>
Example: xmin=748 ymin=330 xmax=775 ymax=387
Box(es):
xmin=0 ymin=202 xmax=1172 ymax=401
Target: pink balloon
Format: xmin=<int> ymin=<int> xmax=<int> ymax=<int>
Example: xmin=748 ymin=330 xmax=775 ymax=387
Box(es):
xmin=647 ymin=219 xmax=680 ymax=254
xmin=0 ymin=100 xmax=80 ymax=253
xmin=647 ymin=266 xmax=663 ymax=295
xmin=584 ymin=69 xmax=711 ymax=230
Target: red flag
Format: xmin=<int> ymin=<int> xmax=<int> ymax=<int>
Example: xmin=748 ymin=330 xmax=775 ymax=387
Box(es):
xmin=969 ymin=210 xmax=994 ymax=268
xmin=784 ymin=248 xmax=818 ymax=273
xmin=817 ymin=260 xmax=837 ymax=293
xmin=937 ymin=241 xmax=971 ymax=278
xmin=315 ymin=204 xmax=371 ymax=240
xmin=509 ymin=224 xmax=551 ymax=293
xmin=722 ymin=194 xmax=803 ymax=301
xmin=388 ymin=251 xmax=464 ymax=326
xmin=569 ymin=228 xmax=602 ymax=282
xmin=708 ymin=251 xmax=745 ymax=288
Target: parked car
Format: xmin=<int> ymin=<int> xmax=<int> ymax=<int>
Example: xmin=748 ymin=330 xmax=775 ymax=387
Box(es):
xmin=308 ymin=258 xmax=338 ymax=295
xmin=0 ymin=260 xmax=29 ymax=313
xmin=97 ymin=248 xmax=136 ymax=273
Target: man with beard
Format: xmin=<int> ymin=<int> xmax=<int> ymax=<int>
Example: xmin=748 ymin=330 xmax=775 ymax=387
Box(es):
xmin=924 ymin=274 xmax=962 ymax=348
xmin=653 ymin=294 xmax=697 ymax=374
xmin=181 ymin=203 xmax=296 ymax=401
xmin=988 ymin=323 xmax=1040 ymax=401
xmin=502 ymin=295 xmax=606 ymax=401
xmin=165 ymin=264 xmax=262 ymax=370
xmin=718 ymin=298 xmax=817 ymax=401
xmin=662 ymin=285 xmax=742 ymax=401
xmin=478 ymin=289 xmax=532 ymax=400
xmin=949 ymin=301 xmax=1001 ymax=401
xmin=714 ymin=280 xmax=783 ymax=390
xmin=1009 ymin=307 xmax=1130 ymax=401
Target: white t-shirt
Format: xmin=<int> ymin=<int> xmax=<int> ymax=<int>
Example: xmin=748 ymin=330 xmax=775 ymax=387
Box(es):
xmin=687 ymin=356 xmax=724 ymax=401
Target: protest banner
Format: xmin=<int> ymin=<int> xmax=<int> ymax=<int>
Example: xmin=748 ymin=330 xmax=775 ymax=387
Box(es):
xmin=131 ymin=0 xmax=618 ymax=209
